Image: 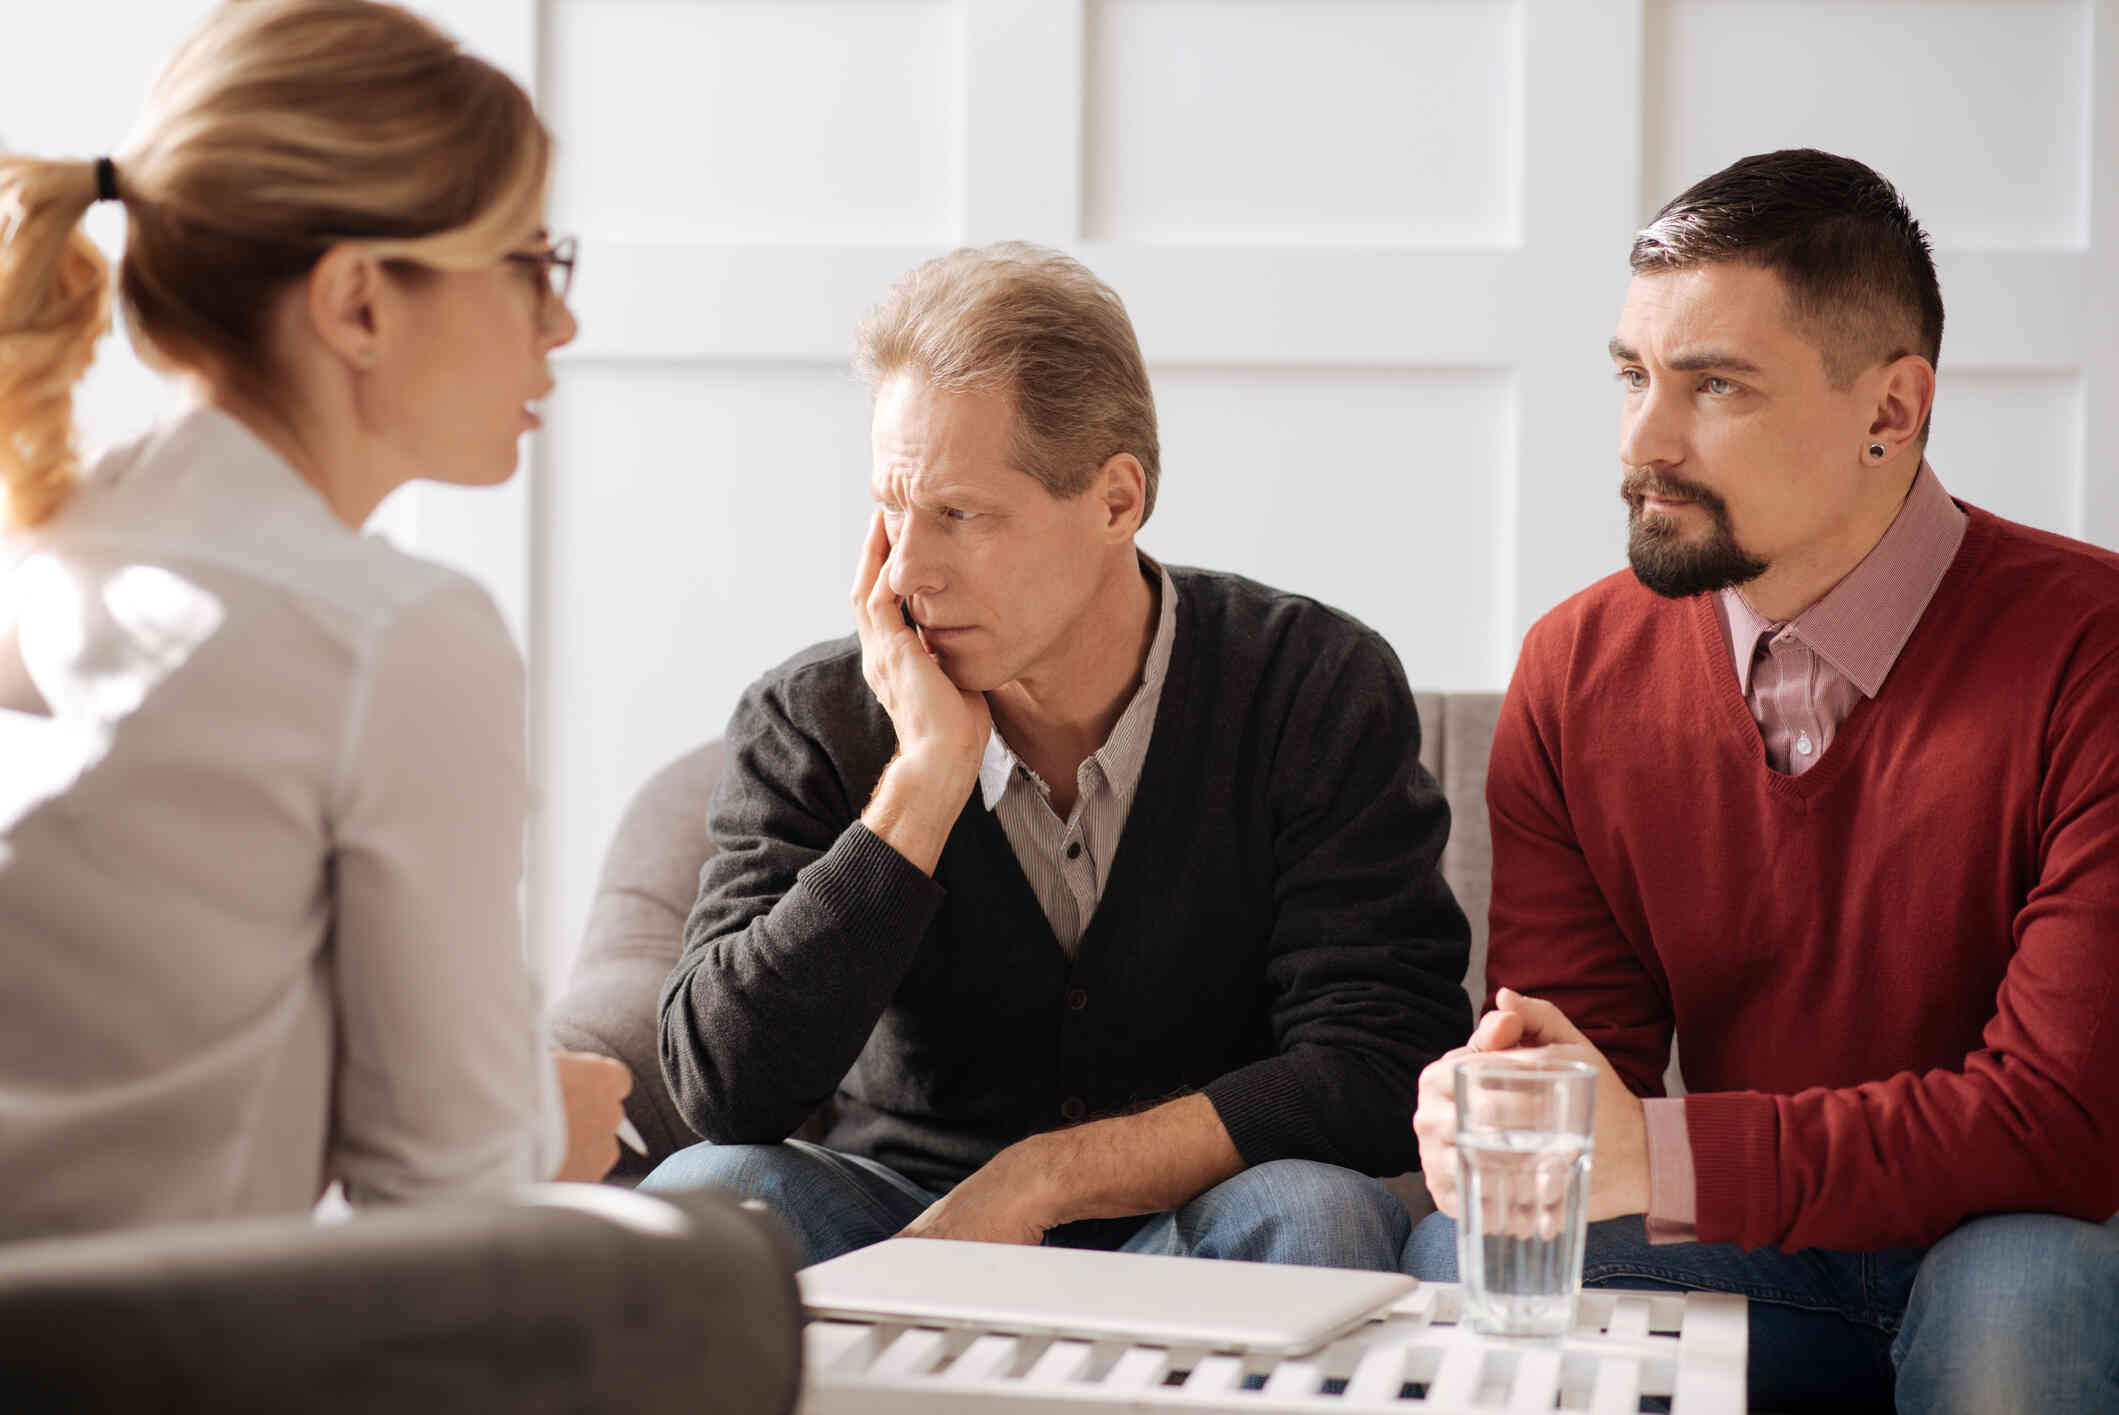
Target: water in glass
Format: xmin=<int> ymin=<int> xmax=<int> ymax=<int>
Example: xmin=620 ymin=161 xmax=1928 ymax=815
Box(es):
xmin=1456 ymin=1126 xmax=1591 ymax=1336
xmin=1453 ymin=1055 xmax=1597 ymax=1337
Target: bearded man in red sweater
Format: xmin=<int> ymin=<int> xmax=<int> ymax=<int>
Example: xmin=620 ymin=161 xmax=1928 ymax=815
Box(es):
xmin=1406 ymin=148 xmax=2119 ymax=1413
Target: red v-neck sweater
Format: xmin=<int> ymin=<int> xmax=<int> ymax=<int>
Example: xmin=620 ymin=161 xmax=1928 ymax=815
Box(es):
xmin=1486 ymin=504 xmax=2119 ymax=1252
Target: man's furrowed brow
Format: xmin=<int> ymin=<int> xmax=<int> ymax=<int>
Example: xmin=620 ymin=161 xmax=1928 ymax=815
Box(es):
xmin=1664 ymin=347 xmax=1765 ymax=375
xmin=1608 ymin=336 xmax=1764 ymax=375
xmin=869 ymin=480 xmax=990 ymax=509
xmin=928 ymin=485 xmax=998 ymax=509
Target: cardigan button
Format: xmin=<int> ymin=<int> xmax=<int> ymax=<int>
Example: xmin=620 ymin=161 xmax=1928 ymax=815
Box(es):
xmin=1060 ymin=1096 xmax=1088 ymax=1122
xmin=1065 ymin=988 xmax=1088 ymax=1011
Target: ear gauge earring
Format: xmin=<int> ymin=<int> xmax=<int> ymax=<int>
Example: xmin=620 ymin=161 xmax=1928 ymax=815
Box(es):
xmin=1867 ymin=442 xmax=1888 ymax=461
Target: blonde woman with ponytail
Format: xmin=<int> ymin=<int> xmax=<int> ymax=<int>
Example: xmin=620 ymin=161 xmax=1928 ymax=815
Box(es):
xmin=0 ymin=0 xmax=628 ymax=1240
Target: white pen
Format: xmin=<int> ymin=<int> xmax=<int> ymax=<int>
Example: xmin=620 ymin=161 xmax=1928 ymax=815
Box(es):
xmin=616 ymin=1116 xmax=648 ymax=1157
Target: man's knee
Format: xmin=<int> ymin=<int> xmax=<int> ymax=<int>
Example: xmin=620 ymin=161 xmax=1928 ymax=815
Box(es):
xmin=1894 ymin=1212 xmax=2119 ymax=1415
xmin=640 ymin=1140 xmax=925 ymax=1267
xmin=1403 ymin=1210 xmax=1458 ymax=1280
xmin=1405 ymin=1213 xmax=1686 ymax=1287
xmin=639 ymin=1140 xmax=803 ymax=1201
xmin=1176 ymin=1160 xmax=1412 ymax=1270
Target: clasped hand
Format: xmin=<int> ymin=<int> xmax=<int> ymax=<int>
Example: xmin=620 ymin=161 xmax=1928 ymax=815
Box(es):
xmin=1412 ymin=988 xmax=1651 ymax=1221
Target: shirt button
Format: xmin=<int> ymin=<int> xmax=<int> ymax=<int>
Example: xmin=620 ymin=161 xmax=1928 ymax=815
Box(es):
xmin=1060 ymin=1096 xmax=1087 ymax=1122
xmin=1795 ymin=732 xmax=1815 ymax=756
xmin=1065 ymin=988 xmax=1088 ymax=1011
xmin=1066 ymin=841 xmax=1082 ymax=861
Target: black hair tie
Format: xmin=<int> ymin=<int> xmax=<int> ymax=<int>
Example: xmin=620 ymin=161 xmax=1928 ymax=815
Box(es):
xmin=94 ymin=157 xmax=119 ymax=204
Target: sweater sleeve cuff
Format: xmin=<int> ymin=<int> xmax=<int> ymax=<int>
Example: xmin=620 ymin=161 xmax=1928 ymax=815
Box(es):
xmin=1684 ymin=1091 xmax=1780 ymax=1247
xmin=800 ymin=822 xmax=946 ymax=951
xmin=1202 ymin=1058 xmax=1341 ymax=1169
xmin=1642 ymin=1097 xmax=1698 ymax=1244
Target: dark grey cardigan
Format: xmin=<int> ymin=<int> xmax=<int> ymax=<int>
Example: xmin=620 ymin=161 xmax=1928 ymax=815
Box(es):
xmin=659 ymin=566 xmax=1472 ymax=1194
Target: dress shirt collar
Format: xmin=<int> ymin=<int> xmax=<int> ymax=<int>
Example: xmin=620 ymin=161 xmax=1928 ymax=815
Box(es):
xmin=48 ymin=401 xmax=348 ymax=557
xmin=978 ymin=554 xmax=1178 ymax=812
xmin=1719 ymin=460 xmax=1967 ymax=698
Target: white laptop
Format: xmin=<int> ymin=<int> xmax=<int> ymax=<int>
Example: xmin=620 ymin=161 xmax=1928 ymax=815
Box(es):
xmin=798 ymin=1237 xmax=1415 ymax=1357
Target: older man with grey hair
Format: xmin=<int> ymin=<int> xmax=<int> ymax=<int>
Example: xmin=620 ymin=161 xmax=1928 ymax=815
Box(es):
xmin=643 ymin=242 xmax=1471 ymax=1268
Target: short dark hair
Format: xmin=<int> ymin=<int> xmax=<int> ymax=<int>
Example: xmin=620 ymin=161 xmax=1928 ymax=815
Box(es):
xmin=1631 ymin=149 xmax=1943 ymax=394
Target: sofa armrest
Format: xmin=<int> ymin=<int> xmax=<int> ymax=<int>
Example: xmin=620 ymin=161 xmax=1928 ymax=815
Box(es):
xmin=0 ymin=1186 xmax=801 ymax=1414
xmin=551 ymin=742 xmax=728 ymax=1175
xmin=550 ymin=892 xmax=702 ymax=1179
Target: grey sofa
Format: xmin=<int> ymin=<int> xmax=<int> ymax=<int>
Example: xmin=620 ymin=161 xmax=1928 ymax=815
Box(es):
xmin=550 ymin=691 xmax=1510 ymax=1212
xmin=0 ymin=1185 xmax=803 ymax=1413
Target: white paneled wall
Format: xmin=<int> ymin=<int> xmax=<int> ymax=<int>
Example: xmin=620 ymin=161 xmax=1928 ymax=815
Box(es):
xmin=546 ymin=0 xmax=964 ymax=244
xmin=1144 ymin=366 xmax=1516 ymax=683
xmin=1645 ymin=1 xmax=2092 ymax=248
xmin=1081 ymin=1 xmax=1526 ymax=244
xmin=13 ymin=0 xmax=2117 ymax=978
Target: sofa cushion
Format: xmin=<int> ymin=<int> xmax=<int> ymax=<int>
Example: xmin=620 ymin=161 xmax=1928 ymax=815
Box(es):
xmin=1413 ymin=691 xmax=1502 ymax=1015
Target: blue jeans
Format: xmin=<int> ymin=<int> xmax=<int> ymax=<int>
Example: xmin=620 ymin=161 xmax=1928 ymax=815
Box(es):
xmin=1404 ymin=1209 xmax=2119 ymax=1413
xmin=642 ymin=1139 xmax=1410 ymax=1271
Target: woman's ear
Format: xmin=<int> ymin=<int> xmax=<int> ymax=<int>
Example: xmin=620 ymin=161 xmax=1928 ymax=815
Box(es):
xmin=303 ymin=246 xmax=387 ymax=373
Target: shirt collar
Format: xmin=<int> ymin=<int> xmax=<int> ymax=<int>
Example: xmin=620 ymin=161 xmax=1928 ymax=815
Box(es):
xmin=1717 ymin=460 xmax=1966 ymax=698
xmin=979 ymin=555 xmax=1178 ymax=812
xmin=976 ymin=728 xmax=1021 ymax=811
xmin=1715 ymin=589 xmax=1776 ymax=696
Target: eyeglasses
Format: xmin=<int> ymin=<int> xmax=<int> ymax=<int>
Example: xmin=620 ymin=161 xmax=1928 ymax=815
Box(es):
xmin=504 ymin=234 xmax=578 ymax=308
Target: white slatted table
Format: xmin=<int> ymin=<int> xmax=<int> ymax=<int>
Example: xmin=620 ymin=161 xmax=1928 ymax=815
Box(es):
xmin=801 ymin=1284 xmax=1745 ymax=1413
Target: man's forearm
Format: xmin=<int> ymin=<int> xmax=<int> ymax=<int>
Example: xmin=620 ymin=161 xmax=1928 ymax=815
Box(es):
xmin=668 ymin=823 xmax=945 ymax=1144
xmin=896 ymin=1093 xmax=1249 ymax=1245
xmin=1022 ymin=1093 xmax=1246 ymax=1225
xmin=861 ymin=749 xmax=977 ymax=876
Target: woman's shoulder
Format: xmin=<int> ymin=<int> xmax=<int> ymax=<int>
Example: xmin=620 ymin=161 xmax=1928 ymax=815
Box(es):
xmin=41 ymin=407 xmax=516 ymax=665
xmin=294 ymin=532 xmax=515 ymax=663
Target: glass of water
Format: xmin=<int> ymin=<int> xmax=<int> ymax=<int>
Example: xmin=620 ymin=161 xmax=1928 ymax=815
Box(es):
xmin=1455 ymin=1054 xmax=1598 ymax=1337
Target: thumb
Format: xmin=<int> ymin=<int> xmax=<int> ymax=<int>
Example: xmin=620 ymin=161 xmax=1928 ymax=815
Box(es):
xmin=1469 ymin=1008 xmax=1525 ymax=1052
xmin=1493 ymin=987 xmax=1588 ymax=1046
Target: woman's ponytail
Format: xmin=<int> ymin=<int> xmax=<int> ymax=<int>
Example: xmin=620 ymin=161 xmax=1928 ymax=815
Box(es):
xmin=0 ymin=157 xmax=112 ymax=531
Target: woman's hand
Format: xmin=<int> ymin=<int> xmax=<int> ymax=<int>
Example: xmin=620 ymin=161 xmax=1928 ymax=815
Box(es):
xmin=551 ymin=1050 xmax=633 ymax=1183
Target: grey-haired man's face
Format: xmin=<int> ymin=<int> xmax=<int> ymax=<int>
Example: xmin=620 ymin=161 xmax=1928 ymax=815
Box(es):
xmin=868 ymin=377 xmax=1116 ymax=694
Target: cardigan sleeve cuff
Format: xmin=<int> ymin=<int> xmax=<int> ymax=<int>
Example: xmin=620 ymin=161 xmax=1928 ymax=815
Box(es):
xmin=1201 ymin=1057 xmax=1342 ymax=1169
xmin=1684 ymin=1091 xmax=1780 ymax=1248
xmin=799 ymin=822 xmax=946 ymax=953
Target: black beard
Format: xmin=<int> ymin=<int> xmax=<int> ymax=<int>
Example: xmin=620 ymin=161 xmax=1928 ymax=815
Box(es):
xmin=1620 ymin=474 xmax=1769 ymax=599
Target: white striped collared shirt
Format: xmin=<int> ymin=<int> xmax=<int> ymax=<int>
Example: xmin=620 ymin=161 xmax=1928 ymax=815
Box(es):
xmin=976 ymin=558 xmax=1177 ymax=957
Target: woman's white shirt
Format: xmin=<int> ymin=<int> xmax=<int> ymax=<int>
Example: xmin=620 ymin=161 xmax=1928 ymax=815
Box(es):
xmin=0 ymin=404 xmax=559 ymax=1240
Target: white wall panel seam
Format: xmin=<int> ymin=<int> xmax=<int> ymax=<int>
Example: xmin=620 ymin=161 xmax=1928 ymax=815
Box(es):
xmin=2081 ymin=0 xmax=2117 ymax=545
